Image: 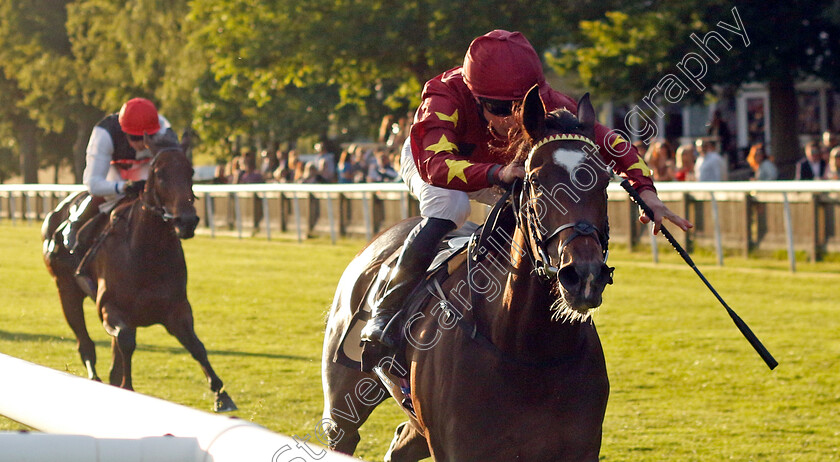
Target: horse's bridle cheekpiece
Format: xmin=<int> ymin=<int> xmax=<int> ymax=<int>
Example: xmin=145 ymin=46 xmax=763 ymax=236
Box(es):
xmin=519 ymin=134 xmax=609 ymax=283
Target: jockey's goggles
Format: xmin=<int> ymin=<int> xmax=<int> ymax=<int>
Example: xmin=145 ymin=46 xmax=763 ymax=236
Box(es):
xmin=479 ymin=97 xmax=516 ymax=117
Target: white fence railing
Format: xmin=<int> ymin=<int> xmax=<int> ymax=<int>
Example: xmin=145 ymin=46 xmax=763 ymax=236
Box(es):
xmin=0 ymin=353 xmax=358 ymax=462
xmin=3 ymin=181 xmax=840 ymax=272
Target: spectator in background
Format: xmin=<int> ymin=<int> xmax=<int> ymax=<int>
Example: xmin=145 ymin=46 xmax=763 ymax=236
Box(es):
xmin=235 ymin=151 xmax=265 ymax=234
xmin=352 ymin=147 xmax=370 ymax=183
xmin=674 ymin=144 xmax=696 ymax=181
xmin=379 ymin=115 xmax=395 ymax=144
xmin=390 ymin=148 xmax=402 ymax=181
xmin=299 ymin=161 xmax=326 ymax=184
xmin=632 ymin=140 xmax=648 ymax=158
xmin=226 ymin=155 xmax=242 ymax=184
xmin=274 ymin=149 xmax=300 ymax=183
xmin=235 ymin=151 xmax=263 ymax=184
xmin=746 ymin=143 xmax=778 ymax=181
xmin=826 ymin=146 xmax=840 ymax=180
xmin=314 ymin=141 xmax=337 ymax=182
xmin=387 ymin=115 xmax=409 ymax=149
xmin=795 ymin=140 xmax=826 ymax=180
xmin=694 ymin=137 xmax=726 ymax=181
xmin=707 ymin=109 xmax=735 ymax=169
xmin=644 ymin=140 xmax=675 ymax=181
xmin=259 ymin=147 xmax=279 ymax=181
xmin=337 ymin=149 xmax=355 ymax=183
xmin=212 ymin=159 xmax=228 ymax=184
xmin=821 ymin=131 xmax=838 ymax=158
xmin=367 ymin=148 xmax=399 ymax=182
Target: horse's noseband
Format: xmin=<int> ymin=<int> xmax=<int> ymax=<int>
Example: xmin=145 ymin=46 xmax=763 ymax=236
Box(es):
xmin=531 ymin=219 xmax=608 ymax=281
xmin=517 ymin=134 xmax=610 ymax=283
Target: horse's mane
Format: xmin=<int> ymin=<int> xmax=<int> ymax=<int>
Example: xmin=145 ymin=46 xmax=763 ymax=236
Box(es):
xmin=504 ymin=108 xmax=586 ymax=163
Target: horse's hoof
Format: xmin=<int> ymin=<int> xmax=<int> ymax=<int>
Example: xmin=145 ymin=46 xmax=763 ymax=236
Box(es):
xmin=214 ymin=391 xmax=238 ymax=413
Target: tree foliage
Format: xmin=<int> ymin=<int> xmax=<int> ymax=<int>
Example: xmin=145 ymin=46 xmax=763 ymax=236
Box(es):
xmin=549 ymin=0 xmax=840 ymax=177
xmin=1 ymin=0 xmax=837 ymax=181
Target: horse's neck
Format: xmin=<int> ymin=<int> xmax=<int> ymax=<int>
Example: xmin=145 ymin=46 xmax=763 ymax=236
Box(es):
xmin=480 ymin=228 xmax=586 ymax=362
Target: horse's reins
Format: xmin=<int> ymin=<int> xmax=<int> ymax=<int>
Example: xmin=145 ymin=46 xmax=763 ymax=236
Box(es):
xmin=517 ymin=134 xmax=609 ymax=282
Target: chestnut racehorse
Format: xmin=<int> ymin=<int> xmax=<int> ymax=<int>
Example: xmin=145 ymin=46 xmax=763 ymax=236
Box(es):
xmin=322 ymin=86 xmax=613 ymax=460
xmin=41 ymin=135 xmax=236 ymax=412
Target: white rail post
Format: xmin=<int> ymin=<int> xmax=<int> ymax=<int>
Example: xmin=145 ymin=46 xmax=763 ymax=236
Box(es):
xmin=262 ymin=192 xmax=271 ymax=241
xmin=292 ymin=192 xmax=303 ymax=242
xmin=710 ymin=192 xmax=724 ymax=266
xmin=326 ymin=193 xmax=337 ymax=245
xmin=42 ymin=192 xmax=51 ymax=221
xmin=362 ymin=193 xmax=373 ymax=242
xmin=205 ymin=192 xmax=216 ymax=238
xmin=401 ymin=191 xmax=410 ymax=220
xmin=782 ymin=192 xmax=797 ymax=273
xmin=649 ymin=222 xmax=659 ymax=263
xmin=9 ymin=191 xmax=16 ymax=224
xmin=24 ymin=191 xmax=32 ymax=223
xmin=234 ymin=193 xmax=243 ymax=239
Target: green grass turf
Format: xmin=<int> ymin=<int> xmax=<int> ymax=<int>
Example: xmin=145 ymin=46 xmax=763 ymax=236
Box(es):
xmin=0 ymin=222 xmax=838 ymax=461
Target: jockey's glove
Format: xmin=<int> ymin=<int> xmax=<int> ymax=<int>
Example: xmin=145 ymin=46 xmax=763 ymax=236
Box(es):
xmin=124 ymin=180 xmax=146 ymax=196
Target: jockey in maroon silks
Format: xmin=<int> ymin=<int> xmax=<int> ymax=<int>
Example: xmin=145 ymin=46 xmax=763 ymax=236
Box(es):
xmin=360 ymin=30 xmax=692 ymax=353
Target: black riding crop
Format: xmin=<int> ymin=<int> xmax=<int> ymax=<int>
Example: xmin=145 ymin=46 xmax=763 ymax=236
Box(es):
xmin=620 ymin=179 xmax=778 ymax=370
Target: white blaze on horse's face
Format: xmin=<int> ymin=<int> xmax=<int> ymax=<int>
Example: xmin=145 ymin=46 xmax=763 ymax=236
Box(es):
xmin=552 ymin=148 xmax=587 ymax=172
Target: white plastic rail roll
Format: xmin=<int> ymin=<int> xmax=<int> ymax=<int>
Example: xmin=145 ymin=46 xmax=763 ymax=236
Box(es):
xmin=0 ymin=353 xmax=359 ymax=462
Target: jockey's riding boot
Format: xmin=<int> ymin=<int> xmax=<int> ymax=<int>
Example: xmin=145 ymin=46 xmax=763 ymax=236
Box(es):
xmin=63 ymin=195 xmax=101 ymax=254
xmin=361 ymin=217 xmax=456 ymax=350
xmin=73 ymin=212 xmax=109 ymax=279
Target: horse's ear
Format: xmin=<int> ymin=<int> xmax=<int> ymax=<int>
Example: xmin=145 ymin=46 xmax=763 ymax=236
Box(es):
xmin=577 ymin=93 xmax=596 ymax=138
xmin=522 ymin=84 xmax=545 ymax=141
xmin=181 ymin=142 xmax=193 ymax=163
xmin=180 ymin=137 xmax=192 ymax=162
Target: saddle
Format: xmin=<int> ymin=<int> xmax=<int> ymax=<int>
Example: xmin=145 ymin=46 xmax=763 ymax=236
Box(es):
xmin=332 ymin=222 xmax=478 ymax=372
xmin=47 ymin=194 xmax=134 ymax=298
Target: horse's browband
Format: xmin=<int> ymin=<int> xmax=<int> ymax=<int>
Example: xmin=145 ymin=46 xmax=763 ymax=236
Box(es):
xmin=529 ymin=134 xmax=599 ymax=156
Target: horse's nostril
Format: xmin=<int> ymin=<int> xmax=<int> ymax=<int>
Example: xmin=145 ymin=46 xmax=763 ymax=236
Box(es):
xmin=557 ymin=265 xmax=580 ymax=290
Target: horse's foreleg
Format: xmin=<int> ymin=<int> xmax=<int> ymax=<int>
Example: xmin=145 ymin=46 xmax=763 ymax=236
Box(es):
xmin=165 ymin=309 xmax=237 ymax=413
xmin=117 ymin=326 xmax=136 ymax=390
xmin=108 ymin=336 xmax=123 ymax=387
xmin=56 ymin=276 xmax=99 ymax=381
xmin=110 ymin=324 xmax=136 ymax=390
xmin=103 ymin=310 xmax=135 ymax=390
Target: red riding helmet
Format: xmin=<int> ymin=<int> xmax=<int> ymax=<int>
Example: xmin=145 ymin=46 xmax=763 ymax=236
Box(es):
xmin=118 ymin=98 xmax=161 ymax=136
xmin=463 ymin=30 xmax=546 ymax=101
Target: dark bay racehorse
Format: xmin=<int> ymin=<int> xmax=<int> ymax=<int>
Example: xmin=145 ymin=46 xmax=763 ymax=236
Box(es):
xmin=41 ymin=135 xmax=236 ymax=412
xmin=322 ymin=86 xmax=613 ymax=461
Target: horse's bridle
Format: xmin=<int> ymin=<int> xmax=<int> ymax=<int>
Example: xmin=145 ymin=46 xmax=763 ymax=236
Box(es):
xmin=140 ymin=147 xmax=193 ymax=222
xmin=515 ymin=134 xmax=610 ymax=282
